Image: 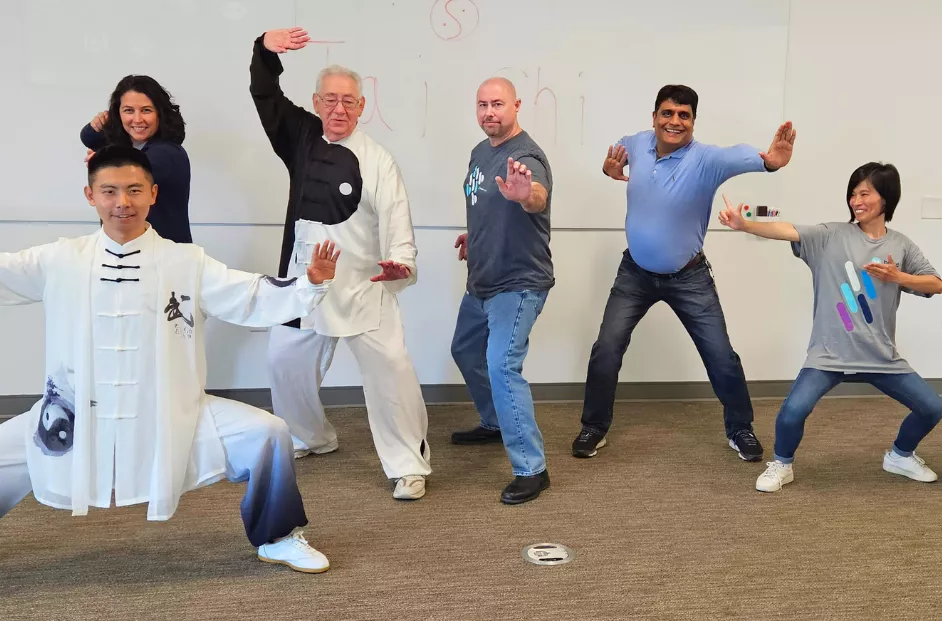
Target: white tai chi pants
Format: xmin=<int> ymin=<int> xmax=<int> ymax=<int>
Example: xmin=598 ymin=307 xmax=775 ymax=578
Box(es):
xmin=267 ymin=296 xmax=431 ymax=479
xmin=0 ymin=397 xmax=308 ymax=546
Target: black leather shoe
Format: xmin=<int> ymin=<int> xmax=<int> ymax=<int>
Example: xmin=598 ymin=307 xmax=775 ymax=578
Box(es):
xmin=500 ymin=470 xmax=550 ymax=505
xmin=451 ymin=425 xmax=502 ymax=445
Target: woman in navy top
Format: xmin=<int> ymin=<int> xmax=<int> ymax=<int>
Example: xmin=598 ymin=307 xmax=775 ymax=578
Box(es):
xmin=81 ymin=75 xmax=193 ymax=243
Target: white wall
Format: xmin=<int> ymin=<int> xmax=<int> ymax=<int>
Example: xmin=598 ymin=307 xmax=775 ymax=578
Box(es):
xmin=1 ymin=0 xmax=941 ymax=397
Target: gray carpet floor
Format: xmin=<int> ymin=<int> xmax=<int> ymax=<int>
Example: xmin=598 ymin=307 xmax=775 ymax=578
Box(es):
xmin=2 ymin=398 xmax=942 ymax=620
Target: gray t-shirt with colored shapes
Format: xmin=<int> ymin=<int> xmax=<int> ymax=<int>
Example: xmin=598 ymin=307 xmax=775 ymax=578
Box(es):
xmin=792 ymin=222 xmax=939 ymax=373
xmin=463 ymin=131 xmax=553 ymax=298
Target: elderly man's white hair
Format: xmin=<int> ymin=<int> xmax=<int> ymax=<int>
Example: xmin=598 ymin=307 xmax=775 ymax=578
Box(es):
xmin=316 ymin=65 xmax=363 ymax=98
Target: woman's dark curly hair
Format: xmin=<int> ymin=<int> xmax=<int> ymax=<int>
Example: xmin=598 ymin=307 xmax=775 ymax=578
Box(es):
xmin=101 ymin=75 xmax=186 ymax=145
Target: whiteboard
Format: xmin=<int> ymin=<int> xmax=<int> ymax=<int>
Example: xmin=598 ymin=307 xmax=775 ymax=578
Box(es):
xmin=0 ymin=0 xmax=790 ymax=229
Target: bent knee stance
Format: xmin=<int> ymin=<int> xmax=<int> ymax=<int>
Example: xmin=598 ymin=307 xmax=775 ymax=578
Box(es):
xmin=920 ymin=396 xmax=942 ymax=427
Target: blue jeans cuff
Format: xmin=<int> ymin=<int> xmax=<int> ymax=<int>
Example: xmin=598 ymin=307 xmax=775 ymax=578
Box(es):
xmin=892 ymin=445 xmax=913 ymax=458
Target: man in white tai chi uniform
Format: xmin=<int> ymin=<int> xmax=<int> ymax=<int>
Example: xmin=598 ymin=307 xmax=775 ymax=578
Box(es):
xmin=0 ymin=146 xmax=339 ymax=573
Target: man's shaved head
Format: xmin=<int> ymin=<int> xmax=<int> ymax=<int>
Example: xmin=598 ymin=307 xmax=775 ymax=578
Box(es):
xmin=476 ymin=77 xmax=522 ymax=145
xmin=477 ymin=77 xmax=517 ymax=100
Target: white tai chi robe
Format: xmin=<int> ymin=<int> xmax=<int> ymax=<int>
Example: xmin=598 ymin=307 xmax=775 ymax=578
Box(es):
xmin=0 ymin=227 xmax=329 ymax=521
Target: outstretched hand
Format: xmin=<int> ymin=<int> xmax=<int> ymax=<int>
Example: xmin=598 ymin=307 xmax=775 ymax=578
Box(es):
xmin=371 ymin=260 xmax=411 ymax=282
xmin=717 ymin=194 xmax=748 ymax=231
xmin=759 ymin=121 xmax=797 ymax=171
xmin=307 ymin=241 xmax=340 ymax=285
xmin=495 ymin=157 xmax=533 ymax=203
xmin=263 ymin=27 xmax=311 ymax=53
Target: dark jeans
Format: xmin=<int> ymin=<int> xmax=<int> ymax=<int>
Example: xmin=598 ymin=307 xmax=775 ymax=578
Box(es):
xmin=774 ymin=368 xmax=942 ymax=462
xmin=582 ymin=249 xmax=753 ymax=439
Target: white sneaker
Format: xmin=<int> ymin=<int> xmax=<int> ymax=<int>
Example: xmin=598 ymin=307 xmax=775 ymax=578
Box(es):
xmin=257 ymin=529 xmax=329 ymax=573
xmin=393 ymin=475 xmax=426 ymax=500
xmin=883 ymin=451 xmax=938 ymax=483
xmin=294 ymin=438 xmax=339 ymax=460
xmin=756 ymin=461 xmax=794 ymax=492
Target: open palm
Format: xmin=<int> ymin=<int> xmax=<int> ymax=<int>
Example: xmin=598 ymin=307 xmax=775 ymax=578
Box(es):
xmin=495 ymin=157 xmax=532 ymax=203
xmin=263 ymin=27 xmax=311 ymax=54
xmin=306 ymin=241 xmax=340 ymax=284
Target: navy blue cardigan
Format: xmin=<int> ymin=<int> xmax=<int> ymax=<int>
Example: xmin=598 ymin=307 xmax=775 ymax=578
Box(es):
xmin=81 ymin=125 xmax=193 ymax=243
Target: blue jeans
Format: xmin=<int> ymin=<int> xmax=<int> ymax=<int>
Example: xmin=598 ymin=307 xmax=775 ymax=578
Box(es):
xmin=774 ymin=368 xmax=942 ymax=462
xmin=582 ymin=249 xmax=754 ymax=438
xmin=451 ymin=290 xmax=549 ymax=476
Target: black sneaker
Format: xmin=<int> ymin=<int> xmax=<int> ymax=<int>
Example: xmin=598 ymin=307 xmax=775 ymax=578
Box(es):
xmin=451 ymin=425 xmax=502 ymax=445
xmin=729 ymin=429 xmax=763 ymax=462
xmin=572 ymin=429 xmax=607 ymax=458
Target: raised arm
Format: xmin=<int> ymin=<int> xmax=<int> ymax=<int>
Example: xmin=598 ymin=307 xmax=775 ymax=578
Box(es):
xmin=200 ymin=242 xmax=338 ymax=327
xmin=495 ymin=157 xmax=549 ymax=214
xmin=370 ymin=156 xmax=418 ymax=293
xmin=717 ymin=194 xmax=799 ymax=241
xmin=250 ymin=28 xmax=320 ymax=166
xmin=706 ymin=121 xmax=797 ymax=184
xmin=0 ymin=243 xmax=53 ymax=306
xmin=80 ymin=111 xmax=109 ymax=151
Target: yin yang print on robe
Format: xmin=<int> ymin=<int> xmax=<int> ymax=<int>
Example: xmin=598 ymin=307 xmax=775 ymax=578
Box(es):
xmin=296 ymin=142 xmax=363 ymax=225
xmin=34 ymin=374 xmax=76 ymax=456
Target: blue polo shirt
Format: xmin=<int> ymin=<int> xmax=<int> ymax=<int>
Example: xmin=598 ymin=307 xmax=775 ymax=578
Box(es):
xmin=618 ymin=130 xmax=766 ymax=273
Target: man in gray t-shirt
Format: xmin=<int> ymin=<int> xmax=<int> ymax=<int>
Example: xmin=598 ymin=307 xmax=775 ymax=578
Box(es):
xmin=449 ymin=77 xmax=554 ymax=506
xmin=718 ymin=161 xmax=942 ymax=494
xmin=463 ymin=132 xmax=553 ymax=297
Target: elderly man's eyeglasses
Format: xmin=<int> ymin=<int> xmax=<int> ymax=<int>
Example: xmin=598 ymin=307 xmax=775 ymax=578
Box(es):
xmin=318 ymin=94 xmax=361 ymax=110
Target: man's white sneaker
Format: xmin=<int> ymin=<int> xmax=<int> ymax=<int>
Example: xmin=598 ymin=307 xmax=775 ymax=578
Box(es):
xmin=883 ymin=451 xmax=938 ymax=483
xmin=393 ymin=475 xmax=426 ymax=500
xmin=756 ymin=461 xmax=794 ymax=493
xmin=257 ymin=529 xmax=329 ymax=573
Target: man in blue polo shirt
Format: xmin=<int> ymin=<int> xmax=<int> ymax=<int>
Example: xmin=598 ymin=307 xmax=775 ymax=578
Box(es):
xmin=572 ymin=84 xmax=797 ymax=462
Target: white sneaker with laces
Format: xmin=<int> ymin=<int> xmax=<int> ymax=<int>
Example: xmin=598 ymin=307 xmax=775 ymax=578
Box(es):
xmin=883 ymin=451 xmax=938 ymax=483
xmin=393 ymin=475 xmax=426 ymax=500
xmin=756 ymin=461 xmax=794 ymax=492
xmin=257 ymin=529 xmax=329 ymax=573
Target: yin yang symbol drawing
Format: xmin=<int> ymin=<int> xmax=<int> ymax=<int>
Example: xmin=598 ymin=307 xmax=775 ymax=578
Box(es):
xmin=430 ymin=0 xmax=480 ymax=41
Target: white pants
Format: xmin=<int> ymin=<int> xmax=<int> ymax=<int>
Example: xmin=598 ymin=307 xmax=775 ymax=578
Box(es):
xmin=268 ymin=297 xmax=431 ymax=479
xmin=0 ymin=397 xmax=309 ymax=546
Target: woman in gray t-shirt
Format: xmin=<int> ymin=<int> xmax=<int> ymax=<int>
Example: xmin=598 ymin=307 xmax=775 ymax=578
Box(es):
xmin=718 ymin=162 xmax=942 ymax=493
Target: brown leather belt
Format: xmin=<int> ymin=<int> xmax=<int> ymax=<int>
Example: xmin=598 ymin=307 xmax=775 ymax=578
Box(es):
xmin=626 ymin=248 xmax=705 ymax=276
xmin=683 ymin=252 xmax=705 ymax=270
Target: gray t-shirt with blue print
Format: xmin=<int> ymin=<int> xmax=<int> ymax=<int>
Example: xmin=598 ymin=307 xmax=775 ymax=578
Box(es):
xmin=463 ymin=131 xmax=553 ymax=298
xmin=792 ymin=222 xmax=939 ymax=373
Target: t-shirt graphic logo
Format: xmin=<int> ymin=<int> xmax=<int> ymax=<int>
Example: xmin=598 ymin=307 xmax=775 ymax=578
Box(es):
xmin=836 ymin=260 xmax=878 ymax=331
xmin=465 ymin=165 xmax=486 ymax=206
xmin=164 ymin=291 xmax=194 ymax=328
